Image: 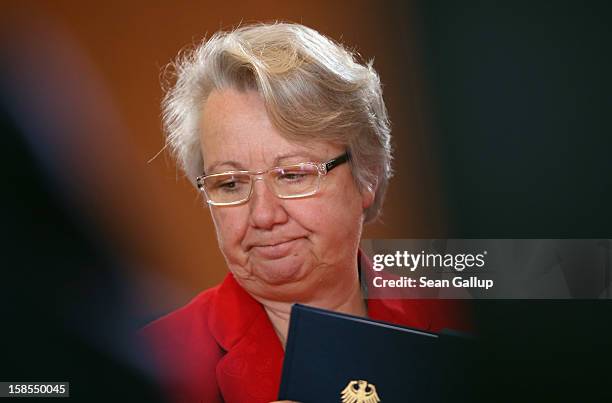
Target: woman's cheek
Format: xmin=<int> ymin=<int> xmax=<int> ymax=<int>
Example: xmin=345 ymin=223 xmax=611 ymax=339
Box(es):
xmin=214 ymin=209 xmax=243 ymax=241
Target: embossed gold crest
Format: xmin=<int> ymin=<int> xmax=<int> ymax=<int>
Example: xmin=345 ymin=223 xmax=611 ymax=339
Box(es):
xmin=340 ymin=379 xmax=381 ymax=403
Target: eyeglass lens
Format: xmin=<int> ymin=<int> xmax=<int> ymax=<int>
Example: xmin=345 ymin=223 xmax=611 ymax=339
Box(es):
xmin=202 ymin=163 xmax=321 ymax=204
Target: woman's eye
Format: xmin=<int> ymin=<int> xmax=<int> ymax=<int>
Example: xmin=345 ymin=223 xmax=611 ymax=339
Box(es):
xmin=220 ymin=181 xmax=236 ymax=189
xmin=279 ymin=172 xmax=306 ymax=182
xmin=215 ymin=179 xmax=245 ymax=192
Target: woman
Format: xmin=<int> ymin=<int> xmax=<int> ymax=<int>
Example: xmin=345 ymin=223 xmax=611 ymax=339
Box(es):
xmin=143 ymin=22 xmax=466 ymax=403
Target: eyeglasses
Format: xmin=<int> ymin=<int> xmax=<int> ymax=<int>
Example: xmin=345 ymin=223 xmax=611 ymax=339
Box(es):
xmin=196 ymin=152 xmax=350 ymax=206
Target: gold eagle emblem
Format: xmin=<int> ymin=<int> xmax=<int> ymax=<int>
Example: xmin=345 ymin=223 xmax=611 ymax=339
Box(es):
xmin=340 ymin=380 xmax=381 ymax=403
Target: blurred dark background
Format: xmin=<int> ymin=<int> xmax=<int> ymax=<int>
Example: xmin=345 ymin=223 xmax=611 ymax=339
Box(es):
xmin=406 ymin=2 xmax=611 ymax=401
xmin=0 ymin=1 xmax=610 ymax=401
xmin=415 ymin=0 xmax=611 ymax=237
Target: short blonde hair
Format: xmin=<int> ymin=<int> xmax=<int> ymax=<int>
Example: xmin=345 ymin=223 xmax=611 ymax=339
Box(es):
xmin=162 ymin=22 xmax=392 ymax=222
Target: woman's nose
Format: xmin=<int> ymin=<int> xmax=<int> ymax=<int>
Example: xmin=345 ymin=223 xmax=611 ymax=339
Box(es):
xmin=248 ymin=178 xmax=288 ymax=229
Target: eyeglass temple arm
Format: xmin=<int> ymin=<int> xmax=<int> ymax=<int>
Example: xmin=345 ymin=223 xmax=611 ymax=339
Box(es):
xmin=324 ymin=152 xmax=350 ymax=173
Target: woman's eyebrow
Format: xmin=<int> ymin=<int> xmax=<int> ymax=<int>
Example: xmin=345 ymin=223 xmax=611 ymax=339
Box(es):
xmin=205 ymin=152 xmax=323 ymax=173
xmin=205 ymin=160 xmax=245 ymax=174
xmin=274 ymin=152 xmax=321 ymax=165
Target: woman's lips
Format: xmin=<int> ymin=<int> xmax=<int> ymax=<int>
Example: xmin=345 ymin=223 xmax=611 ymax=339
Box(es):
xmin=250 ymin=238 xmax=302 ymax=259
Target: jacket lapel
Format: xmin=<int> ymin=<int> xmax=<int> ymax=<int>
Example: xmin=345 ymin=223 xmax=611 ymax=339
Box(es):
xmin=209 ymin=274 xmax=284 ymax=403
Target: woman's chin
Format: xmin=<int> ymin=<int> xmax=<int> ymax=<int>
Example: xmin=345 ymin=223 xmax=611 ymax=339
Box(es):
xmin=250 ymin=255 xmax=309 ymax=286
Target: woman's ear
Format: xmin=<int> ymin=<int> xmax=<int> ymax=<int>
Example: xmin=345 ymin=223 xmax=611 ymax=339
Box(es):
xmin=362 ymin=180 xmax=377 ymax=210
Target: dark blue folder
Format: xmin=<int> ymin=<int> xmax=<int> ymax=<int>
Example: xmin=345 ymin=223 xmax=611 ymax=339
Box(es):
xmin=278 ymin=304 xmax=474 ymax=403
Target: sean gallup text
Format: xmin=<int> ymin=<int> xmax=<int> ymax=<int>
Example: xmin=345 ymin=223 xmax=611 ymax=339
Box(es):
xmin=372 ymin=276 xmax=494 ymax=290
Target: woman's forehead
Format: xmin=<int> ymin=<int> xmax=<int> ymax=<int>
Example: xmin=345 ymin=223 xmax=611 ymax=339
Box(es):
xmin=199 ymin=89 xmax=344 ymax=170
xmin=200 ymin=90 xmax=296 ymax=152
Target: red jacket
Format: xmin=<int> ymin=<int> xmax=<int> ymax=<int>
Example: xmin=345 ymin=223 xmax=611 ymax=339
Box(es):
xmin=142 ymin=273 xmax=470 ymax=403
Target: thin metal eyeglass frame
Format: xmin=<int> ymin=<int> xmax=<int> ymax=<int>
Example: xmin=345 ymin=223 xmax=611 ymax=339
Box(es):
xmin=196 ymin=152 xmax=350 ymax=206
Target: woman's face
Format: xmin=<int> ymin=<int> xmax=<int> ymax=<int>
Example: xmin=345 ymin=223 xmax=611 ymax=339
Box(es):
xmin=199 ymin=89 xmax=374 ymax=301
